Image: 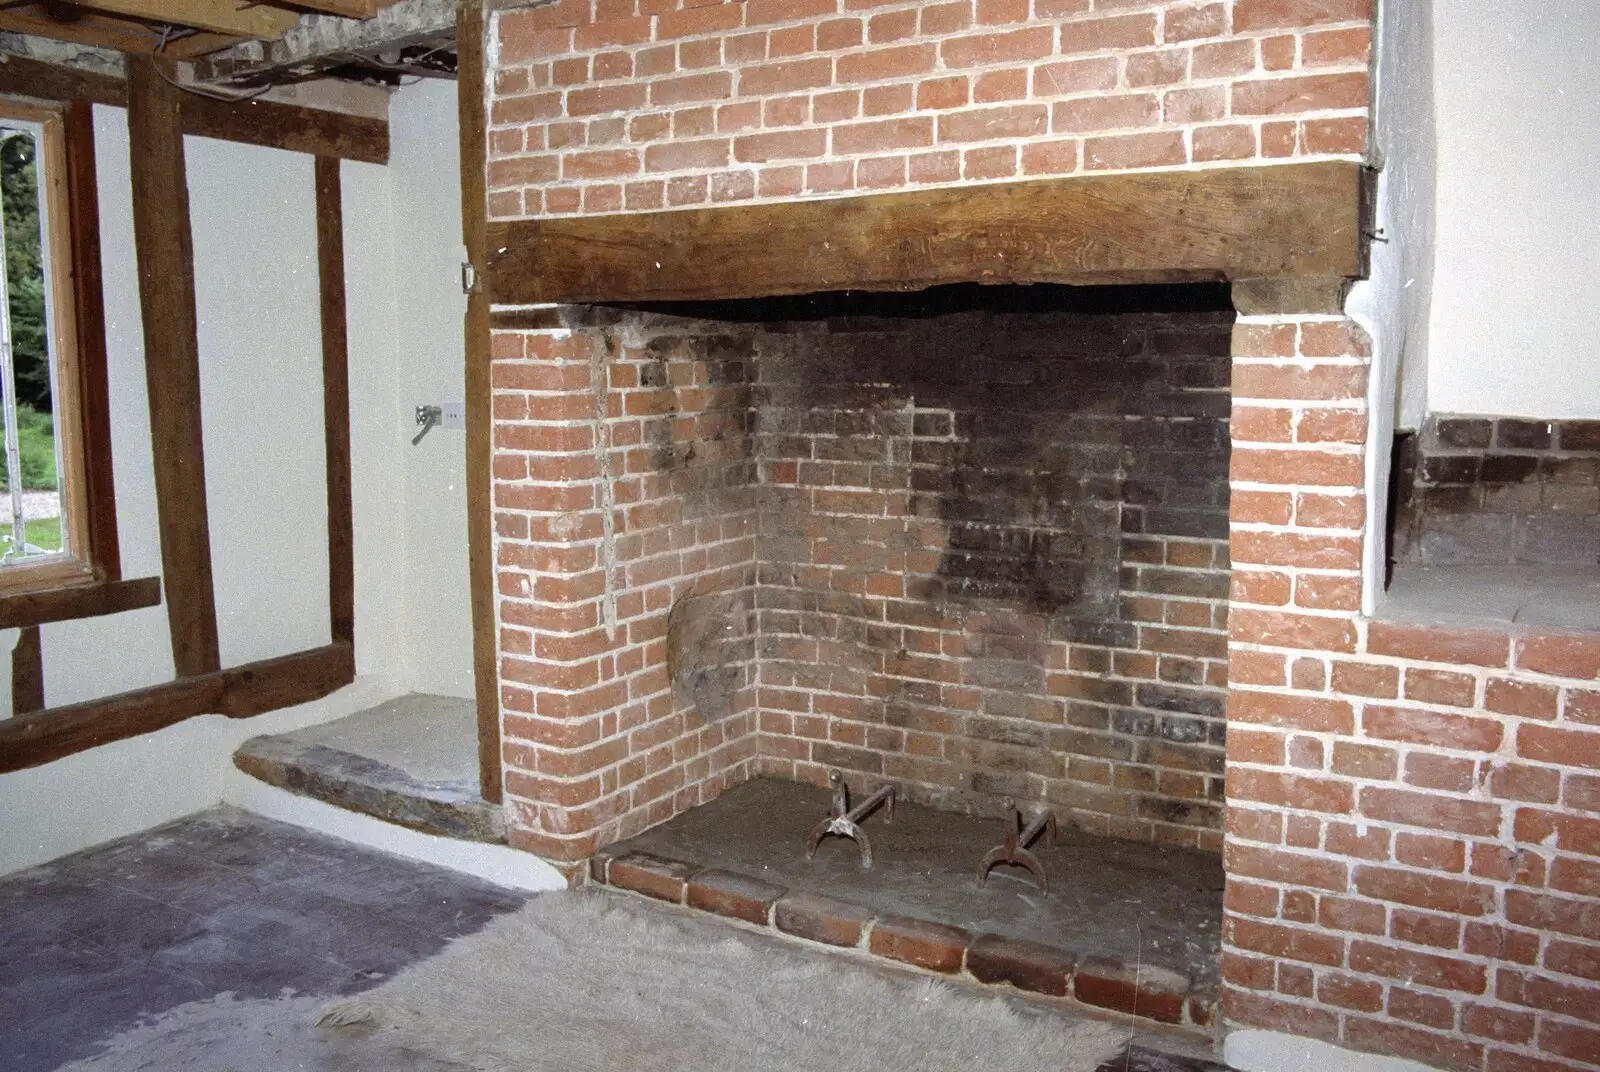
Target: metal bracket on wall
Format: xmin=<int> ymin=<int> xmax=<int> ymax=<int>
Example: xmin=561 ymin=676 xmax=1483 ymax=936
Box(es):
xmin=412 ymin=404 xmax=442 ymax=445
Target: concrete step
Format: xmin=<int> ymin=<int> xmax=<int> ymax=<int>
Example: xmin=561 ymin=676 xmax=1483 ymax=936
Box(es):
xmin=234 ymin=693 xmax=504 ymax=844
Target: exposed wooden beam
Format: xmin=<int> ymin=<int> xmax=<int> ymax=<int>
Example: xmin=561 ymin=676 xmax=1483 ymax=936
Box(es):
xmin=126 ymin=56 xmax=221 ymax=678
xmin=458 ymin=0 xmax=501 ymax=806
xmin=11 ymin=627 xmax=44 ymax=715
xmin=1232 ymin=276 xmax=1351 ymax=316
xmin=0 ymin=55 xmax=388 ymax=164
xmin=315 ymin=156 xmax=355 ymax=648
xmin=0 ymin=641 xmax=355 ymax=773
xmin=190 ymin=0 xmax=453 ymax=90
xmin=76 ymin=0 xmax=299 ymax=39
xmin=179 ymin=93 xmax=388 ymax=165
xmin=484 ymin=162 xmax=1367 ymax=306
xmin=0 ymin=8 xmax=161 ymax=53
xmin=0 ymin=6 xmax=238 ymax=55
xmin=0 ymin=54 xmax=122 ymax=107
xmin=63 ymin=101 xmax=123 ymax=583
xmin=0 ymin=577 xmax=162 ymax=630
xmin=285 ymin=0 xmax=381 ymax=15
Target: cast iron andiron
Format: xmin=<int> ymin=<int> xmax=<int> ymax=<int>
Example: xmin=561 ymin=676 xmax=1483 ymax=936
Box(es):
xmin=977 ymin=799 xmax=1057 ymax=894
xmin=805 ymin=771 xmax=896 ymax=870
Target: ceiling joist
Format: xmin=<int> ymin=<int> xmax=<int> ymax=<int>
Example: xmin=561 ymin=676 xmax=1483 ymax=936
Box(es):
xmin=0 ymin=0 xmax=447 ymax=87
xmin=76 ymin=0 xmax=299 ymax=39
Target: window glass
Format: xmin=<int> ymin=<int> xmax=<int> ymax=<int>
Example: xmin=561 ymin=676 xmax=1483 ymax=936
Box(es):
xmin=0 ymin=119 xmax=66 ymax=566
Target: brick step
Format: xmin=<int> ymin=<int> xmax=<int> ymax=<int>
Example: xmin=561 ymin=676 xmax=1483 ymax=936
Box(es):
xmin=591 ymin=849 xmax=1218 ymax=1035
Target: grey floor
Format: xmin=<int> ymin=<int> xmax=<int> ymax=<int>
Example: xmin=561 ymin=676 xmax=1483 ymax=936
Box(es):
xmin=617 ymin=777 xmax=1225 ymax=985
xmin=0 ymin=807 xmax=526 ymax=1072
xmin=1 ymin=804 xmax=1226 ymax=1072
xmin=1385 ymin=563 xmax=1600 ymax=630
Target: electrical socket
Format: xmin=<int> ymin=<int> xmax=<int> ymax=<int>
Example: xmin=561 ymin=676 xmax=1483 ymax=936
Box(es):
xmin=440 ymin=402 xmax=466 ymax=430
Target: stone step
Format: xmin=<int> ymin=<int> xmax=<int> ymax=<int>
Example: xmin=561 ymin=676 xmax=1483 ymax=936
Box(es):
xmin=233 ymin=693 xmax=504 ymax=844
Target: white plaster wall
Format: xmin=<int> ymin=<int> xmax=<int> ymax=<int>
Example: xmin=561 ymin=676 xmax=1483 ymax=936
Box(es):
xmin=1427 ymin=0 xmax=1600 ymax=418
xmin=1348 ymin=0 xmax=1435 ymax=612
xmin=190 ymin=137 xmax=333 ymax=666
xmin=392 ymin=80 xmax=473 ymax=699
xmin=342 ymin=156 xmax=408 ymax=684
xmin=1355 ymin=0 xmax=1435 ymax=431
xmin=0 ymin=676 xmax=395 ymax=876
xmin=36 ymin=107 xmax=175 ymax=707
xmin=0 ymin=85 xmax=475 ymax=873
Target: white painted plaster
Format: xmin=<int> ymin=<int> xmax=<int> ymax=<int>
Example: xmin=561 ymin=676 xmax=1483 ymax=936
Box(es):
xmin=1348 ymin=0 xmax=1435 ymax=613
xmin=190 ymin=136 xmax=333 ymax=667
xmin=0 ymin=675 xmax=396 ymax=876
xmin=391 ymin=79 xmax=473 ymax=699
xmin=222 ymin=773 xmax=565 ymax=892
xmin=0 ymin=85 xmax=480 ymax=873
xmin=36 ymin=106 xmax=174 ymax=708
xmin=1226 ymin=1030 xmax=1443 ymax=1072
xmin=1427 ymin=0 xmax=1600 ymax=418
xmin=342 ymin=155 xmax=408 ymax=684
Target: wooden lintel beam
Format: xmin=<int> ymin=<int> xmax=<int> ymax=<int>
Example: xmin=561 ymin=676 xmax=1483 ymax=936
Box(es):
xmin=0 ymin=641 xmax=355 ymax=774
xmin=484 ymin=161 xmax=1366 ymax=306
xmin=0 ymin=54 xmax=122 ymax=107
xmin=0 ymin=55 xmax=388 ymax=165
xmin=76 ymin=0 xmax=299 ymax=39
xmin=458 ymin=0 xmax=502 ymax=806
xmin=1232 ymin=275 xmax=1351 ymax=316
xmin=127 ymin=56 xmax=221 ymax=679
xmin=315 ymin=156 xmax=355 ymax=648
xmin=0 ymin=577 xmax=161 ymax=631
xmin=178 ymin=93 xmax=388 ymax=165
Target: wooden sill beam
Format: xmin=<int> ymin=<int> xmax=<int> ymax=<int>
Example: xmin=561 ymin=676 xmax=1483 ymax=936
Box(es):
xmin=484 ymin=161 xmax=1366 ymax=306
xmin=0 ymin=641 xmax=356 ymax=774
xmin=0 ymin=576 xmax=161 ymax=630
xmin=0 ymin=54 xmax=389 ymax=164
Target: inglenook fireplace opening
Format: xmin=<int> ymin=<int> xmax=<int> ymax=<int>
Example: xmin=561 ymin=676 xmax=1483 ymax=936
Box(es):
xmin=499 ymin=281 xmax=1237 ymax=1031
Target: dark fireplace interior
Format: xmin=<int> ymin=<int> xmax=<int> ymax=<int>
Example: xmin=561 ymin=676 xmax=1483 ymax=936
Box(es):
xmin=597 ymin=281 xmax=1238 ymax=848
xmin=553 ymin=281 xmax=1240 ymax=1032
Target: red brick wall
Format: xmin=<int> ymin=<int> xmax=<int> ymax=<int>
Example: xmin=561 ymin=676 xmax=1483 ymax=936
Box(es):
xmin=486 ymin=0 xmax=1373 ymax=219
xmin=491 ymin=313 xmax=761 ymax=863
xmin=1223 ymin=315 xmax=1600 ymax=1071
xmin=751 ymin=303 xmax=1234 ymax=849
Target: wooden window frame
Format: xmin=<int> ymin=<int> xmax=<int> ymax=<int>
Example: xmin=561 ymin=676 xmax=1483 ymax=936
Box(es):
xmin=0 ymin=100 xmax=125 ymax=590
xmin=0 ymin=56 xmax=372 ymax=771
xmin=0 ymin=98 xmax=152 ymax=628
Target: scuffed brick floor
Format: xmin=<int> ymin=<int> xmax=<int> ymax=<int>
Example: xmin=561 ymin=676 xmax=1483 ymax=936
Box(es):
xmin=594 ymin=777 xmax=1224 ymax=1040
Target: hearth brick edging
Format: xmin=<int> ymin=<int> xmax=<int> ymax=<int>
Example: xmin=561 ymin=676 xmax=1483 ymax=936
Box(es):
xmin=591 ymin=847 xmax=1218 ymax=1030
xmin=1223 ymin=315 xmax=1600 ymax=1072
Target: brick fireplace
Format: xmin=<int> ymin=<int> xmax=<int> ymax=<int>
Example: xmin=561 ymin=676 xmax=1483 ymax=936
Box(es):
xmin=478 ymin=2 xmax=1600 ymax=1070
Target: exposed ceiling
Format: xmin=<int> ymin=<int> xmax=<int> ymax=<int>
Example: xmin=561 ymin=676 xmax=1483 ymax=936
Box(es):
xmin=0 ymin=0 xmax=458 ymax=86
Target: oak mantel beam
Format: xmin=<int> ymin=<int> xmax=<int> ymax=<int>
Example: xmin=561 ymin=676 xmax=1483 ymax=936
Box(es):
xmin=485 ymin=162 xmax=1366 ymax=307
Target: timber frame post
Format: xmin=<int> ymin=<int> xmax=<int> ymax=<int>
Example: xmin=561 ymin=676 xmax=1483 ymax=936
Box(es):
xmin=0 ymin=52 xmax=373 ymax=773
xmin=126 ymin=55 xmax=221 ymax=678
xmin=459 ymin=0 xmax=503 ymax=805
